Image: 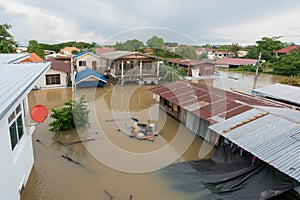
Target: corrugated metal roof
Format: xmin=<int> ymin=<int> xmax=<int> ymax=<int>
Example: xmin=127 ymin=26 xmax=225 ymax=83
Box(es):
xmin=0 ymin=62 xmax=51 ymax=124
xmin=0 ymin=53 xmax=30 ymax=63
xmin=252 ymin=83 xmax=300 ymax=106
xmin=215 ymin=57 xmax=258 ymax=66
xmin=150 ymin=81 xmax=283 ymax=123
xmin=100 ymin=51 xmax=158 ymax=60
xmin=209 ymin=108 xmax=300 ymax=182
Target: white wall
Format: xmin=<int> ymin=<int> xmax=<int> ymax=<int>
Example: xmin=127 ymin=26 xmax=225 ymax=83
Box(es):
xmin=75 ymin=54 xmax=104 ymax=72
xmin=37 ymin=68 xmax=68 ymax=89
xmin=0 ymin=96 xmax=35 ymax=200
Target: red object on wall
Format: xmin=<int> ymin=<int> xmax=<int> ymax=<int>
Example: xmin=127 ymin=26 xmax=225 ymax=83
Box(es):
xmin=30 ymin=104 xmax=48 ymax=123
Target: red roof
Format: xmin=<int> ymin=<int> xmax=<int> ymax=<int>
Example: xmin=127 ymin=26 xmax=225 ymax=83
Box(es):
xmin=21 ymin=53 xmax=43 ymax=62
xmin=215 ymin=58 xmax=257 ymax=66
xmin=95 ymin=47 xmax=114 ymax=55
xmin=45 ymin=58 xmax=71 ymax=73
xmin=60 ymin=47 xmax=80 ymax=53
xmin=274 ymin=46 xmax=299 ymax=54
xmin=150 ymin=81 xmax=283 ymax=124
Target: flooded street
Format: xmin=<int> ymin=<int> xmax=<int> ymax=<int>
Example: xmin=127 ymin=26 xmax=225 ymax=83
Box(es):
xmin=21 ymin=71 xmax=286 ymax=200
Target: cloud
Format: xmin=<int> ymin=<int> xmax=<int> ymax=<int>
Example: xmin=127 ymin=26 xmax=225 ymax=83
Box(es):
xmin=0 ymin=0 xmax=104 ymax=44
xmin=206 ymin=8 xmax=300 ymax=45
xmin=1 ymin=0 xmax=300 ymax=45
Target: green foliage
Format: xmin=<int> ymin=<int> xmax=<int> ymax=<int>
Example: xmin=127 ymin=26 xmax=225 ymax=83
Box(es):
xmin=280 ymin=75 xmax=300 ymax=87
xmin=230 ymin=65 xmax=262 ymax=72
xmin=159 ymin=63 xmax=184 ymax=84
xmin=175 ymin=45 xmax=197 ymax=59
xmin=164 ymin=42 xmax=178 ymax=47
xmin=0 ymin=23 xmax=17 ymax=53
xmin=39 ymin=41 xmax=98 ymax=54
xmin=246 ymin=36 xmax=285 ymax=61
xmin=146 ymin=35 xmax=164 ymax=49
xmin=27 ymin=40 xmax=45 ymax=58
xmin=270 ymin=52 xmax=300 ymax=75
xmin=114 ymin=39 xmax=144 ymax=51
xmin=229 ymin=43 xmax=241 ymax=57
xmin=151 ymin=48 xmax=182 ymax=59
xmin=48 ymin=96 xmax=90 ymax=132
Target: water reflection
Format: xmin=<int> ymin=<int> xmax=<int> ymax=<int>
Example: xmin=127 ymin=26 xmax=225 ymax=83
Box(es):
xmin=22 ymin=72 xmax=285 ymax=200
xmin=22 ymin=82 xmax=211 ymax=200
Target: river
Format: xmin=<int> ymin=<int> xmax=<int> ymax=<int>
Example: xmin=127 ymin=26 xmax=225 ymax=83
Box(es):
xmin=21 ymin=71 xmax=287 ymax=200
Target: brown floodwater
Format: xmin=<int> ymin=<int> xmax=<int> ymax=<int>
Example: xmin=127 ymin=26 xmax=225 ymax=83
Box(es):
xmin=21 ymin=71 xmax=286 ymax=200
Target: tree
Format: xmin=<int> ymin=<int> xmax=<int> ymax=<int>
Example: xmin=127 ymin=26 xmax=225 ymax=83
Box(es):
xmin=27 ymin=40 xmax=45 ymax=58
xmin=114 ymin=39 xmax=144 ymax=51
xmin=175 ymin=45 xmax=197 ymax=59
xmin=229 ymin=43 xmax=241 ymax=57
xmin=146 ymin=35 xmax=164 ymax=49
xmin=48 ymin=96 xmax=90 ymax=132
xmin=164 ymin=42 xmax=178 ymax=47
xmin=159 ymin=63 xmax=185 ymax=84
xmin=151 ymin=49 xmax=182 ymax=59
xmin=0 ymin=23 xmax=17 ymax=53
xmin=246 ymin=36 xmax=285 ymax=61
xmin=270 ymin=51 xmax=300 ymax=75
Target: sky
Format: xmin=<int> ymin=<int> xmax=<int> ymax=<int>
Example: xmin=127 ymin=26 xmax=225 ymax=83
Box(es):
xmin=1 ymin=0 xmax=300 ymax=46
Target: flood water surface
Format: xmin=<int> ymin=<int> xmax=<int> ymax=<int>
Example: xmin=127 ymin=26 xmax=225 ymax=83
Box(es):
xmin=22 ymin=82 xmax=213 ymax=200
xmin=21 ymin=72 xmax=286 ymax=200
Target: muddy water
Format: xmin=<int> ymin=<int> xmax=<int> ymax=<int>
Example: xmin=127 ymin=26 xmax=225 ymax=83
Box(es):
xmin=21 ymin=72 xmax=285 ymax=200
xmin=21 ymin=82 xmax=213 ymax=200
xmin=212 ymin=70 xmax=285 ymax=93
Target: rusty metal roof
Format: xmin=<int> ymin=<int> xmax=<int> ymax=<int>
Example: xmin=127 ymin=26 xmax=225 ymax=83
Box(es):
xmin=150 ymin=81 xmax=283 ymax=124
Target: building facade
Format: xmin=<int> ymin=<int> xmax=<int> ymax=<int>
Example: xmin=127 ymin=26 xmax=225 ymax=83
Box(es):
xmin=0 ymin=57 xmax=50 ymax=199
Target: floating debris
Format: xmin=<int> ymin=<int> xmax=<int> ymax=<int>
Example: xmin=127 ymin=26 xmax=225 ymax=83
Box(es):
xmin=104 ymin=189 xmax=115 ymax=200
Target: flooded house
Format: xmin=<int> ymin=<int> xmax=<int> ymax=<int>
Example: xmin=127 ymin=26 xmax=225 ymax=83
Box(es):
xmin=0 ymin=54 xmax=50 ymax=200
xmin=37 ymin=56 xmax=72 ymax=89
xmin=167 ymin=58 xmax=215 ymax=77
xmin=150 ymin=81 xmax=284 ymax=145
xmin=151 ymin=81 xmax=300 ymax=198
xmin=215 ymin=57 xmax=258 ymax=68
xmin=99 ymin=51 xmax=161 ymax=85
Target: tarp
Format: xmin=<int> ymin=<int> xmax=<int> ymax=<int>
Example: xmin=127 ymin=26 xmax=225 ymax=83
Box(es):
xmin=161 ymin=141 xmax=298 ymax=200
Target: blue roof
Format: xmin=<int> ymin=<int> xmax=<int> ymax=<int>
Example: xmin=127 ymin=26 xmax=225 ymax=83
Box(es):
xmin=73 ymin=51 xmax=104 ymax=59
xmin=73 ymin=51 xmax=88 ymax=59
xmin=75 ymin=68 xmax=107 ymax=84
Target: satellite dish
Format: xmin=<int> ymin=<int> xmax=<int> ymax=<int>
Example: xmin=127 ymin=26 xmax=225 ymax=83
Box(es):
xmin=30 ymin=104 xmax=48 ymax=123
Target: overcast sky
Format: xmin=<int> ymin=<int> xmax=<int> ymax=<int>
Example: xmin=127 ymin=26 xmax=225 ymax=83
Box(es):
xmin=1 ymin=0 xmax=300 ymax=46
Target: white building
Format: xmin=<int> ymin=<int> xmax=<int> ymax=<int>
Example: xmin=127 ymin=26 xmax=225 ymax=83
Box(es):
xmin=0 ymin=54 xmax=50 ymax=200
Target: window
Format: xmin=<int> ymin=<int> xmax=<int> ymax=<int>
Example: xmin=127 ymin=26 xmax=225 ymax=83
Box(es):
xmin=8 ymin=104 xmax=24 ymax=150
xmin=46 ymin=74 xmax=61 ymax=85
xmin=79 ymin=61 xmax=86 ymax=66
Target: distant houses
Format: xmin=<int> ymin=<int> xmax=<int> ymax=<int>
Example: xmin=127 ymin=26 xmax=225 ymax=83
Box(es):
xmin=168 ymin=58 xmax=215 ymax=77
xmin=0 ymin=54 xmax=50 ymax=200
xmin=215 ymin=57 xmax=258 ymax=68
xmin=274 ymin=45 xmax=299 ymax=57
xmin=60 ymin=46 xmax=80 ymax=55
xmin=98 ymin=51 xmax=161 ymax=85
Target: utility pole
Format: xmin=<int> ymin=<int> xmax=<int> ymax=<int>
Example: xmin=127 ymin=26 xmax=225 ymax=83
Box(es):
xmin=253 ymin=52 xmax=262 ymax=90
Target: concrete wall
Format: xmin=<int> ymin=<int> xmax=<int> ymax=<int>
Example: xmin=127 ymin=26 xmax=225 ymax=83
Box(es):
xmin=75 ymin=54 xmax=104 ymax=72
xmin=37 ymin=69 xmax=68 ymax=89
